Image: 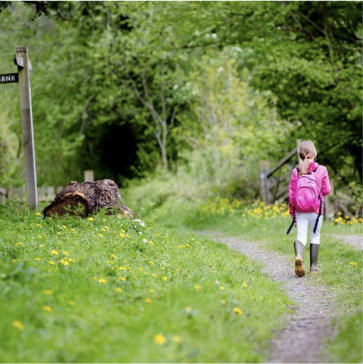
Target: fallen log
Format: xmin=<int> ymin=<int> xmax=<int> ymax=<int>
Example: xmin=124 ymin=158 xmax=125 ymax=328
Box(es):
xmin=43 ymin=179 xmax=135 ymax=218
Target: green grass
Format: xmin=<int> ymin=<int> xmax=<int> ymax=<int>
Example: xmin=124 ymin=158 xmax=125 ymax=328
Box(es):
xmin=0 ymin=201 xmax=292 ymax=363
xmin=149 ymin=197 xmax=362 ymax=363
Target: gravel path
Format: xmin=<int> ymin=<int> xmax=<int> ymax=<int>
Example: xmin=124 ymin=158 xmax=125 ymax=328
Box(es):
xmin=197 ymin=231 xmax=337 ymax=363
xmin=329 ymin=234 xmax=363 ymax=250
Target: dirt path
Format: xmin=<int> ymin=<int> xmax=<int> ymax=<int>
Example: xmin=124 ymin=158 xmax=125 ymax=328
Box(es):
xmin=197 ymin=231 xmax=337 ymax=363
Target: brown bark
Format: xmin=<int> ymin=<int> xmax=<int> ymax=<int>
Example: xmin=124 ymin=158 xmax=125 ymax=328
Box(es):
xmin=43 ymin=179 xmax=135 ymax=218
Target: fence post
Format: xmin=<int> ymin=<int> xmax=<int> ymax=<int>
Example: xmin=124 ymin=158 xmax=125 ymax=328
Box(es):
xmin=16 ymin=46 xmax=37 ymax=210
xmin=296 ymin=139 xmax=302 ymax=165
xmin=260 ymin=160 xmax=270 ymax=204
xmin=84 ymin=170 xmax=94 ymax=182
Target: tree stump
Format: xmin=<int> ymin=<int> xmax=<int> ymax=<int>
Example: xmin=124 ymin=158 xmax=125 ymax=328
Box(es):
xmin=43 ymin=179 xmax=135 ymax=218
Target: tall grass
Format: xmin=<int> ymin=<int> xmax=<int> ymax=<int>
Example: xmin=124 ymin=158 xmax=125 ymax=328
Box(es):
xmin=0 ymin=201 xmax=291 ymax=362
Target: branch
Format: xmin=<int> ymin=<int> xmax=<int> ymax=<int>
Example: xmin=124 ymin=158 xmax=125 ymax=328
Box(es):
xmin=129 ymin=76 xmax=163 ymax=129
xmin=293 ymin=10 xmax=326 ymax=36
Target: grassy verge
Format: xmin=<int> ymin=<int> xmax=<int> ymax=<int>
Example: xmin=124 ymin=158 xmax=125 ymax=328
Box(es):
xmin=148 ymin=197 xmax=362 ymax=363
xmin=0 ymin=201 xmax=291 ymax=363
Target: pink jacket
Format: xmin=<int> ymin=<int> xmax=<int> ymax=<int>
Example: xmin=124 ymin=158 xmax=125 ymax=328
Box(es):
xmin=289 ymin=162 xmax=331 ymax=218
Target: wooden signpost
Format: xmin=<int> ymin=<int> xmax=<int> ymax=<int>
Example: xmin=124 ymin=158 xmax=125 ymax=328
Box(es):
xmin=0 ymin=46 xmax=38 ymax=210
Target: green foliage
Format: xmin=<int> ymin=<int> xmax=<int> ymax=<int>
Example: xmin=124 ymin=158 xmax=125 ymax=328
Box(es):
xmin=0 ymin=203 xmax=291 ymax=362
xmin=0 ymin=1 xmax=361 ymax=198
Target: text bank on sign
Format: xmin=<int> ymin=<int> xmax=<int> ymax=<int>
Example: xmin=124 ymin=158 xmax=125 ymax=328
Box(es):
xmin=0 ymin=73 xmax=18 ymax=84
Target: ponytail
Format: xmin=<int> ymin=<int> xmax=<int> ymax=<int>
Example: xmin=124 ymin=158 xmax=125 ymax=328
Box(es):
xmin=297 ymin=140 xmax=317 ymax=176
xmin=298 ymin=157 xmax=310 ymax=176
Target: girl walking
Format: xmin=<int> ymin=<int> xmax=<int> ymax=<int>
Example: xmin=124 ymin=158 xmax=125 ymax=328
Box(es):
xmin=289 ymin=140 xmax=331 ymax=277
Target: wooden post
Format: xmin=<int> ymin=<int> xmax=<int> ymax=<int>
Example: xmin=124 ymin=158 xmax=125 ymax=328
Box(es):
xmin=296 ymin=139 xmax=302 ymax=165
xmin=84 ymin=170 xmax=94 ymax=182
xmin=259 ymin=160 xmax=270 ymax=204
xmin=16 ymin=46 xmax=37 ymax=210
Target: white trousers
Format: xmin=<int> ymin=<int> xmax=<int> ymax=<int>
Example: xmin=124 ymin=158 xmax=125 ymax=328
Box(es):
xmin=296 ymin=212 xmax=323 ymax=246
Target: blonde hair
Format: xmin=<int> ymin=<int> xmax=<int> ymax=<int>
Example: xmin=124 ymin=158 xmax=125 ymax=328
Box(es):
xmin=298 ymin=140 xmax=317 ymax=176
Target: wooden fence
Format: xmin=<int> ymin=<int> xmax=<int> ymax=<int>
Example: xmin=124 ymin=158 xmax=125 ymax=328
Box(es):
xmin=0 ymin=170 xmax=95 ymax=204
xmin=259 ymin=146 xmax=334 ymax=220
xmin=0 ymin=185 xmax=63 ymax=203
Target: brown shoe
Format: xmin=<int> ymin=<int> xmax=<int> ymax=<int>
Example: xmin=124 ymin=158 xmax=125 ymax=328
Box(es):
xmin=294 ymin=240 xmax=306 ymax=277
xmin=295 ymin=258 xmax=306 ymax=277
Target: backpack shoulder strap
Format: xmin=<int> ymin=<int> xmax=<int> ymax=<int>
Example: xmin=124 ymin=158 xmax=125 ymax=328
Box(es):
xmin=313 ymin=164 xmax=319 ymax=173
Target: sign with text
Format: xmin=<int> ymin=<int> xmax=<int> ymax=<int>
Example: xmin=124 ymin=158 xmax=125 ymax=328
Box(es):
xmin=0 ymin=73 xmax=18 ymax=84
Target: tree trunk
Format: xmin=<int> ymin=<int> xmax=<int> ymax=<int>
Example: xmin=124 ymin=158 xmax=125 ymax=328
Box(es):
xmin=43 ymin=179 xmax=135 ymax=218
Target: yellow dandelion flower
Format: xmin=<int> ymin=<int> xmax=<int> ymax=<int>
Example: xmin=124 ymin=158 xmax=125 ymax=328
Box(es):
xmin=16 ymin=242 xmax=23 ymax=246
xmin=62 ymin=225 xmax=67 ymax=229
xmin=161 ymin=276 xmax=168 ymax=281
xmin=43 ymin=290 xmax=53 ymax=295
xmin=60 ymin=259 xmax=69 ymax=266
xmin=48 ymin=261 xmax=56 ymax=265
xmin=111 ymin=254 xmax=116 ymax=259
xmin=172 ymin=335 xmax=182 ymax=343
xmin=36 ymin=224 xmax=41 ymax=227
xmin=34 ymin=257 xmax=41 ymax=261
xmin=115 ymin=287 xmax=122 ymax=293
xmin=12 ymin=320 xmax=24 ymax=331
xmin=56 ymin=232 xmax=61 ymax=235
xmin=145 ymin=298 xmax=152 ymax=304
xmin=149 ymin=261 xmax=154 ymax=265
xmin=126 ymin=234 xmax=131 ymax=238
xmin=92 ymin=276 xmax=97 ymax=281
xmin=51 ymin=250 xmax=59 ymax=255
xmin=221 ymin=299 xmax=226 ymax=305
xmin=63 ymin=251 xmax=69 ymax=256
xmin=98 ymin=278 xmax=106 ymax=284
xmin=35 ymin=212 xmax=41 ymax=216
xmin=350 ymin=262 xmax=358 ymax=266
xmin=43 ymin=305 xmax=53 ymax=312
xmin=121 ymin=229 xmax=125 ymax=233
xmin=154 ymin=334 xmax=166 ymax=345
xmin=194 ymin=284 xmax=201 ymax=292
xmin=149 ymin=289 xmax=155 ymax=293
xmin=71 ymin=228 xmax=76 ymax=232
xmin=88 ymin=217 xmax=94 ymax=221
xmin=68 ymin=258 xmax=75 ymax=263
xmin=119 ymin=266 xmax=126 ymax=271
xmin=148 ymin=240 xmax=153 ymax=244
xmin=219 ymin=286 xmax=225 ymax=290
xmin=120 ymin=233 xmax=125 ymax=238
xmin=152 ymin=274 xmax=158 ymax=277
xmin=243 ymin=282 xmax=248 ymax=288
xmin=138 ymin=267 xmax=144 ymax=271
xmin=120 ymin=277 xmax=126 ymax=281
xmin=184 ymin=306 xmax=193 ymax=313
xmin=233 ymin=307 xmax=243 ymax=315
xmin=98 ymin=234 xmax=103 ymax=238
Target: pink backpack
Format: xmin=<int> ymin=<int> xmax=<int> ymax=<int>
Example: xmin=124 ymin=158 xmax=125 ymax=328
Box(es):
xmin=287 ymin=165 xmax=322 ymax=235
xmin=293 ymin=165 xmax=321 ymax=212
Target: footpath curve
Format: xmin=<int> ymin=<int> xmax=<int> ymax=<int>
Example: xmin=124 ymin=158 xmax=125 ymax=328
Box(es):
xmin=197 ymin=231 xmax=337 ymax=363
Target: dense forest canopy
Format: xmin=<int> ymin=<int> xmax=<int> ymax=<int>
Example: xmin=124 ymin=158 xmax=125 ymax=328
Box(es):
xmin=0 ymin=1 xmax=361 ymax=200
